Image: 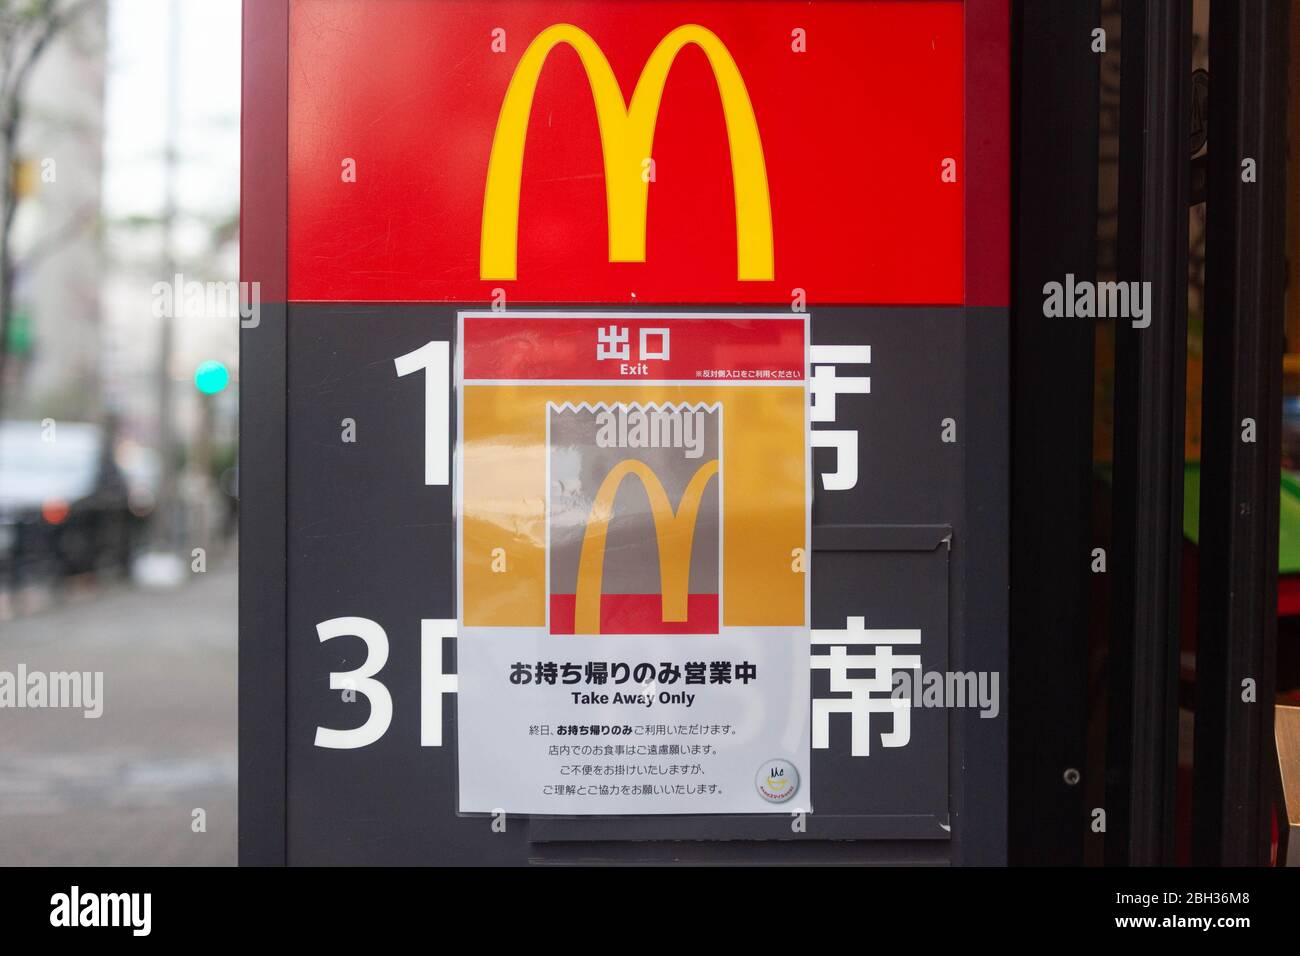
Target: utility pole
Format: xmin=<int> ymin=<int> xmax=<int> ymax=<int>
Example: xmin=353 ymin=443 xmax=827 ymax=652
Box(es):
xmin=151 ymin=0 xmax=182 ymax=554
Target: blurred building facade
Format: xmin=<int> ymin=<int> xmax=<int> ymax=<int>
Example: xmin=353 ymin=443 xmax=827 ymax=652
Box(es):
xmin=8 ymin=3 xmax=108 ymax=421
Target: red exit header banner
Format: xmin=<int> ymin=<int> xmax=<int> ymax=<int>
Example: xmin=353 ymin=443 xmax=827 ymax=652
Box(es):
xmin=461 ymin=313 xmax=806 ymax=381
xmin=287 ymin=0 xmax=964 ymax=305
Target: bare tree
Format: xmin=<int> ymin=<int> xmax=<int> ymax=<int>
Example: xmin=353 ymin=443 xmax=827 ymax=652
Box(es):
xmin=0 ymin=0 xmax=100 ymax=421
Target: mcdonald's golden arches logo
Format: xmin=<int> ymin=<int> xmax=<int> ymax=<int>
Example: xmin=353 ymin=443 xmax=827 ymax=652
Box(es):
xmin=480 ymin=24 xmax=774 ymax=282
xmin=574 ymin=457 xmax=719 ymax=635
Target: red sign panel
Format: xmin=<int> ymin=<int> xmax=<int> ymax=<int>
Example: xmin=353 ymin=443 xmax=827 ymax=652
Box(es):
xmin=287 ymin=0 xmax=964 ymax=305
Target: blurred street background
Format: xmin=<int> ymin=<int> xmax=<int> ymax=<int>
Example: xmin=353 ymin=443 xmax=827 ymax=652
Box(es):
xmin=0 ymin=0 xmax=240 ymax=864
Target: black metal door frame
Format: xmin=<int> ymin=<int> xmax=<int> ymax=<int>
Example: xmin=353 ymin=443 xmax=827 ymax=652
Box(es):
xmin=1104 ymin=0 xmax=1192 ymax=868
xmin=1192 ymin=0 xmax=1290 ymax=868
xmin=1008 ymin=0 xmax=1101 ymax=866
xmin=1011 ymin=0 xmax=1292 ymax=868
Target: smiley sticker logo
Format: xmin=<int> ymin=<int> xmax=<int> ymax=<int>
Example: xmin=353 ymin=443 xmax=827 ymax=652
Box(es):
xmin=755 ymin=759 xmax=799 ymax=803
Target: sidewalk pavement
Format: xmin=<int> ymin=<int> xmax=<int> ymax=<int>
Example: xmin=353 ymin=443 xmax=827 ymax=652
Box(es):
xmin=0 ymin=563 xmax=237 ymax=866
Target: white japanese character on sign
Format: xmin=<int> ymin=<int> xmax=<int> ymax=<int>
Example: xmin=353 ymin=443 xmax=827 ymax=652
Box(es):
xmin=810 ymin=615 xmax=921 ymax=757
xmin=597 ymin=324 xmax=630 ymax=361
xmin=639 ymin=327 xmax=670 ymax=361
xmin=810 ymin=344 xmax=870 ymax=491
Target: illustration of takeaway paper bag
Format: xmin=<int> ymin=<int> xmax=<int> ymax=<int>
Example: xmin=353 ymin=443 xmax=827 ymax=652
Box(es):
xmin=547 ymin=402 xmax=721 ymax=635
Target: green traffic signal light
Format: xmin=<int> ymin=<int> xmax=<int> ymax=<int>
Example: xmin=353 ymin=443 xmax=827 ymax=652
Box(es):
xmin=195 ymin=360 xmax=230 ymax=395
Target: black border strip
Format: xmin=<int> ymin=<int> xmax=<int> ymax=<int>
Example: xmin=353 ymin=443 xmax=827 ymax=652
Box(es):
xmin=238 ymin=0 xmax=289 ymax=866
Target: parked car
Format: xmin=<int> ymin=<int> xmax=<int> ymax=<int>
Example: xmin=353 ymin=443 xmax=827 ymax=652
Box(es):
xmin=0 ymin=421 xmax=142 ymax=583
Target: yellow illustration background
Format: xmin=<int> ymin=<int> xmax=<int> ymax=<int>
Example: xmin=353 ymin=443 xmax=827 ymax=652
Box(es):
xmin=461 ymin=384 xmax=806 ymax=629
